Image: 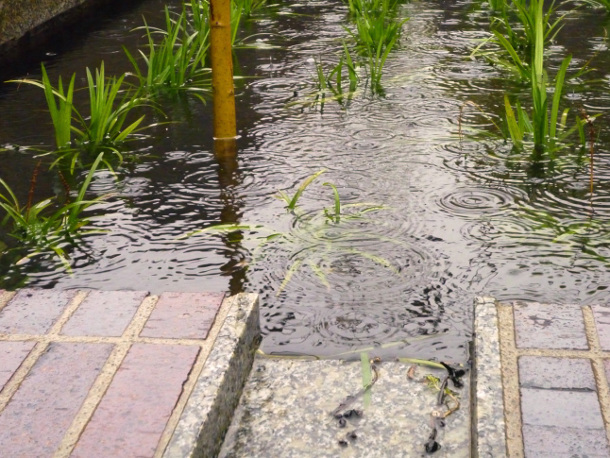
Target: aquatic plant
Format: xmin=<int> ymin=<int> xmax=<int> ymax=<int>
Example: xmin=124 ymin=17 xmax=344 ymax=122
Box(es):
xmin=78 ymin=64 xmax=149 ymax=155
xmin=343 ymin=0 xmax=401 ymax=17
xmin=0 ymin=153 xmax=108 ymax=269
xmin=496 ymin=0 xmax=594 ymax=158
xmin=125 ymin=4 xmax=211 ymax=100
xmin=307 ymin=44 xmax=360 ymax=109
xmin=471 ymin=0 xmax=566 ymax=82
xmin=11 ymin=63 xmax=151 ymax=171
xmin=345 ymin=0 xmax=408 ymax=93
xmin=183 ymin=170 xmax=400 ymax=293
xmin=233 ymin=0 xmax=269 ymax=18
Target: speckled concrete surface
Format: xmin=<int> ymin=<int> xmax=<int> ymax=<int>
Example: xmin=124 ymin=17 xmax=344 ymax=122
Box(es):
xmin=473 ymin=297 xmax=508 ymax=457
xmin=219 ymin=358 xmax=470 ymax=457
xmin=0 ymin=0 xmax=88 ymax=45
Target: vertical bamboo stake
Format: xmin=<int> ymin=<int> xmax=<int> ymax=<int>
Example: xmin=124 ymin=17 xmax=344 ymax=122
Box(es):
xmin=210 ymin=0 xmax=237 ymax=139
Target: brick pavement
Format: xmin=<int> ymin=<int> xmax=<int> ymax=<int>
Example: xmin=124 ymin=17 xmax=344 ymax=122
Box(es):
xmin=497 ymin=302 xmax=610 ymax=457
xmin=0 ymin=288 xmax=226 ymax=457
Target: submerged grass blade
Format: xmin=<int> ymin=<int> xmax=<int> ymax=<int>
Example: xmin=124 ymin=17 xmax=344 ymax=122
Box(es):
xmin=360 ymin=351 xmax=372 ymax=408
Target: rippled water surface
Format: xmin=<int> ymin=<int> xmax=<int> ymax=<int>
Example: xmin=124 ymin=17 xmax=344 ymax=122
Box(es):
xmin=1 ymin=0 xmax=609 ymax=361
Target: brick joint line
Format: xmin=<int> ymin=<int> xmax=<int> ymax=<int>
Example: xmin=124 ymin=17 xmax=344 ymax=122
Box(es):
xmin=0 ymin=290 xmax=16 ymax=312
xmin=582 ymin=306 xmax=610 ymax=449
xmin=0 ymin=341 xmax=49 ymax=414
xmin=498 ymin=304 xmax=525 ymax=458
xmin=0 ymin=290 xmax=88 ymax=414
xmin=54 ymin=295 xmax=161 ymax=457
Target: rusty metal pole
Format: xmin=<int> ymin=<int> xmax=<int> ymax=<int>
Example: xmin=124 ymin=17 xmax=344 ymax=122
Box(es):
xmin=209 ymin=0 xmax=237 ymax=141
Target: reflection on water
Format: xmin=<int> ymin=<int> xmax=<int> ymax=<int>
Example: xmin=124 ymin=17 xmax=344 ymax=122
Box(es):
xmin=0 ymin=0 xmax=609 ymax=361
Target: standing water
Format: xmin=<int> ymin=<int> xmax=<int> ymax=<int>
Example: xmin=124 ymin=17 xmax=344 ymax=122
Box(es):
xmin=0 ymin=0 xmax=608 ymax=362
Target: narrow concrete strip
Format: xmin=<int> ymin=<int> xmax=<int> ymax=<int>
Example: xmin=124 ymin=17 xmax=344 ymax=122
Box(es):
xmin=473 ymin=297 xmax=507 ymax=457
xmin=497 ymin=303 xmax=525 ymax=458
xmin=155 ymin=291 xmax=236 ymax=457
xmin=163 ymin=293 xmax=260 ymax=458
xmin=220 ymin=358 xmax=470 ymax=457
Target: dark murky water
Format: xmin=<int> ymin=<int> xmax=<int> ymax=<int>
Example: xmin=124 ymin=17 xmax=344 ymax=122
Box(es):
xmin=0 ymin=0 xmax=608 ymax=361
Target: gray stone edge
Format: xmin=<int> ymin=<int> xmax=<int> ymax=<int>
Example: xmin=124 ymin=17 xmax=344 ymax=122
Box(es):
xmin=163 ymin=293 xmax=260 ymax=458
xmin=473 ymin=296 xmax=508 ymax=458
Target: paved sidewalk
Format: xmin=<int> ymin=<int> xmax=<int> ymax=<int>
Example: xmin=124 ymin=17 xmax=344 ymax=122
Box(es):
xmin=0 ymin=288 xmax=259 ymax=457
xmin=475 ymin=298 xmax=610 ymax=458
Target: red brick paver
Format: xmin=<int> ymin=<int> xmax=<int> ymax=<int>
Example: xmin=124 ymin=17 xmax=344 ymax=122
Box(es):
xmin=591 ymin=306 xmax=610 ymax=351
xmin=0 ymin=341 xmax=36 ymax=390
xmin=72 ymin=343 xmax=200 ymax=457
xmin=0 ymin=288 xmax=226 ymax=457
xmin=140 ymin=291 xmax=224 ymax=339
xmin=513 ymin=302 xmax=588 ymax=350
xmin=499 ymin=302 xmax=610 ymax=457
xmin=0 ymin=342 xmax=113 ymax=457
xmin=61 ymin=290 xmax=148 ymax=337
xmin=0 ymin=289 xmax=76 ymax=334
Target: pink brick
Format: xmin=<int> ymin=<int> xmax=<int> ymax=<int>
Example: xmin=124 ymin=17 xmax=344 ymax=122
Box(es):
xmin=140 ymin=292 xmax=224 ymax=339
xmin=61 ymin=290 xmax=148 ymax=337
xmin=0 ymin=342 xmax=113 ymax=456
xmin=0 ymin=341 xmax=36 ymax=391
xmin=0 ymin=289 xmax=77 ymax=335
xmin=513 ymin=302 xmax=587 ymax=349
xmin=72 ymin=343 xmax=200 ymax=457
xmin=591 ymin=306 xmax=610 ymax=351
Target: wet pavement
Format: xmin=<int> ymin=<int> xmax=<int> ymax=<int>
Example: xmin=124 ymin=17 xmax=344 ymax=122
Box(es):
xmin=0 ymin=288 xmax=259 ymax=457
xmin=2 ymin=289 xmax=610 ymax=456
xmin=476 ymin=298 xmax=610 ymax=457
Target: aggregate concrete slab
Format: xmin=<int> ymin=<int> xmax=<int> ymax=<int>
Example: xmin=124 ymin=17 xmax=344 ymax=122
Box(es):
xmin=219 ymin=358 xmax=471 ymax=457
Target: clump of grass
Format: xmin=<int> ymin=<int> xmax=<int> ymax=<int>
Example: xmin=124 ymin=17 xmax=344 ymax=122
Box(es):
xmin=345 ymin=0 xmax=409 ymax=93
xmin=182 ymin=170 xmax=400 ymax=293
xmin=125 ymin=4 xmax=211 ymax=100
xmin=500 ymin=0 xmax=593 ymax=159
xmin=11 ymin=63 xmax=152 ymax=171
xmin=306 ymin=43 xmax=360 ymax=109
xmin=0 ymin=153 xmax=108 ymax=270
xmin=471 ymin=0 xmax=566 ymax=82
xmin=233 ymin=0 xmax=269 ymax=18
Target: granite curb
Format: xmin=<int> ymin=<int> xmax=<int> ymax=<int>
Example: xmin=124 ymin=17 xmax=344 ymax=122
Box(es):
xmin=473 ymin=297 xmax=508 ymax=458
xmin=163 ymin=293 xmax=260 ymax=458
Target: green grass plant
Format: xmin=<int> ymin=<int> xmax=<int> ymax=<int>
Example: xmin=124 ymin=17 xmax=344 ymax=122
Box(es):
xmin=0 ymin=153 xmax=108 ymax=269
xmin=502 ymin=0 xmax=580 ymax=158
xmin=183 ymin=170 xmax=399 ymax=293
xmin=344 ymin=0 xmax=408 ymax=94
xmin=76 ymin=63 xmax=149 ymax=156
xmin=471 ymin=0 xmax=566 ymax=82
xmin=306 ymin=44 xmax=360 ymax=109
xmin=125 ymin=5 xmax=211 ymax=100
xmin=233 ymin=0 xmax=269 ymax=18
xmin=11 ymin=63 xmax=152 ymax=171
